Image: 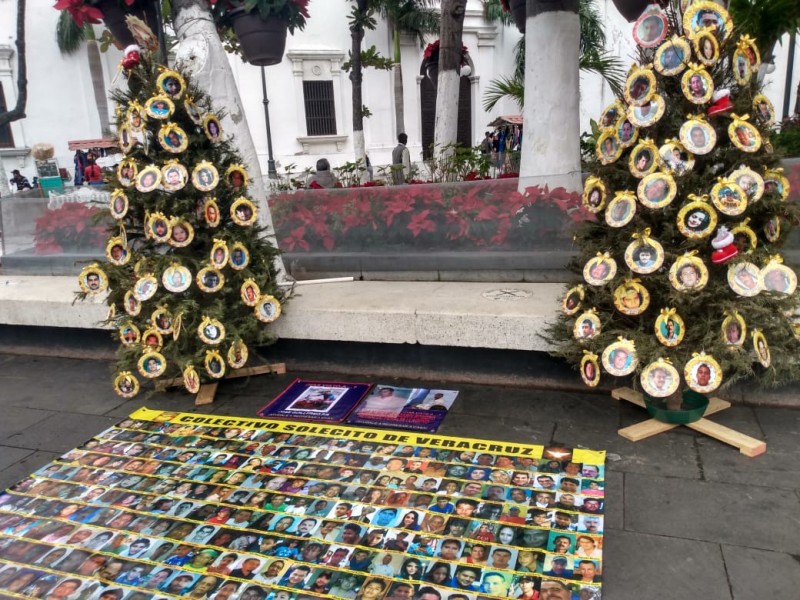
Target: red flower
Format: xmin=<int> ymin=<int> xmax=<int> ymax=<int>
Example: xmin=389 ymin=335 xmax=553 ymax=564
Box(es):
xmin=407 ymin=210 xmax=436 ymax=237
xmin=379 ymin=195 xmax=416 ymax=227
xmin=282 ymin=226 xmax=310 ymax=252
xmin=500 ymin=0 xmax=511 ymax=13
xmin=53 ymin=0 xmax=103 ymax=27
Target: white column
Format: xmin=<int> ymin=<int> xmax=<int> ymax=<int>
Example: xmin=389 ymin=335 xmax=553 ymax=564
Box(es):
xmin=519 ymin=3 xmax=581 ymax=193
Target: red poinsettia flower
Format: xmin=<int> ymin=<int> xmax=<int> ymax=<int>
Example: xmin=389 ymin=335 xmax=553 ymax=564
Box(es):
xmin=500 ymin=0 xmax=511 ymax=13
xmin=54 ymin=0 xmax=104 ymax=27
xmin=407 ymin=210 xmax=436 ymax=237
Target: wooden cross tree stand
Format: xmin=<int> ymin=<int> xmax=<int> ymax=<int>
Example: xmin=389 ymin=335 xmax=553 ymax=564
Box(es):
xmin=612 ymin=387 xmax=767 ymax=457
xmin=156 ymin=363 xmax=287 ymax=406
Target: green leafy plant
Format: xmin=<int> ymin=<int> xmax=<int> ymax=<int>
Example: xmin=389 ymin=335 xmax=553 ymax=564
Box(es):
xmin=774 ymin=117 xmax=800 ymax=158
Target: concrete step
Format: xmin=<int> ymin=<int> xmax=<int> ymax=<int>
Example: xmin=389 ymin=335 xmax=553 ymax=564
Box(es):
xmin=0 ymin=277 xmax=563 ymax=351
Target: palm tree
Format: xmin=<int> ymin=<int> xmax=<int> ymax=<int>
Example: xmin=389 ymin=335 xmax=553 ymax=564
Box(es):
xmin=56 ymin=11 xmax=111 ymax=136
xmin=433 ymin=0 xmax=466 ymax=151
xmin=482 ymin=0 xmax=625 ymax=111
xmin=375 ymin=0 xmax=440 ymax=136
xmin=348 ymin=0 xmax=373 ymax=164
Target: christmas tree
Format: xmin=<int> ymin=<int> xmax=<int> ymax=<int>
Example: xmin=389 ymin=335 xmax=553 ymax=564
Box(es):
xmin=548 ymin=2 xmax=800 ymax=402
xmin=77 ymin=41 xmax=285 ymax=398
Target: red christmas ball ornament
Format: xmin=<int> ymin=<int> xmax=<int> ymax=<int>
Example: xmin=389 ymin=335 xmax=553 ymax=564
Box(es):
xmin=121 ymin=45 xmax=141 ymax=70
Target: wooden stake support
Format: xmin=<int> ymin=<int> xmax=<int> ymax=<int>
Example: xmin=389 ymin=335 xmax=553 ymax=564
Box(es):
xmin=612 ymin=387 xmax=766 ymax=457
xmin=155 ymin=362 xmax=287 ymax=406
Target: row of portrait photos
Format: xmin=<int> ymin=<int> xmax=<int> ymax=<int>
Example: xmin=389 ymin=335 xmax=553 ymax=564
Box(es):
xmin=0 ymin=418 xmax=604 ymax=600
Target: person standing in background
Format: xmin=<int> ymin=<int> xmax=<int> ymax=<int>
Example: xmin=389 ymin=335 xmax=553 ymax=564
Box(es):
xmin=392 ymin=133 xmax=411 ymax=185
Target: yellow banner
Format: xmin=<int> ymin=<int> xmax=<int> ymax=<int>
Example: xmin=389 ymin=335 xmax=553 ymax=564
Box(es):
xmin=130 ymin=407 xmax=605 ymax=463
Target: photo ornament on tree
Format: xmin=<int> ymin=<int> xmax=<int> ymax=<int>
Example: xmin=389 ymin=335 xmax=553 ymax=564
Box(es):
xmin=546 ymin=0 xmax=800 ymax=400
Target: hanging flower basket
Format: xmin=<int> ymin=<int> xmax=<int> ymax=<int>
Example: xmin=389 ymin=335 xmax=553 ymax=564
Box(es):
xmin=505 ymin=0 xmax=527 ymax=34
xmin=422 ymin=40 xmax=469 ymax=88
xmin=210 ymin=0 xmax=309 ymax=64
xmin=610 ymin=0 xmax=653 ymax=22
xmin=55 ymin=0 xmax=159 ymax=46
xmin=228 ymin=9 xmax=288 ymax=66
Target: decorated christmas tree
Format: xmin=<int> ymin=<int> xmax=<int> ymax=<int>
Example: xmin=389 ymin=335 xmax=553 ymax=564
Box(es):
xmin=548 ymin=1 xmax=800 ymax=404
xmin=77 ymin=37 xmax=285 ymax=398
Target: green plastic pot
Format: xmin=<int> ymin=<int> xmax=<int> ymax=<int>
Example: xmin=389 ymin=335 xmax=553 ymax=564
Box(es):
xmin=644 ymin=390 xmax=709 ymax=424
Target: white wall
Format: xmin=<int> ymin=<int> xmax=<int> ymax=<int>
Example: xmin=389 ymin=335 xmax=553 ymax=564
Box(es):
xmin=2 ymin=0 xmax=798 ymax=183
xmin=0 ymin=1 xmax=121 ymax=183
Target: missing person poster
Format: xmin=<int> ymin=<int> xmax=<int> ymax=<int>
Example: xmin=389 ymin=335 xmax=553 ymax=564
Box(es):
xmin=346 ymin=387 xmax=460 ymax=433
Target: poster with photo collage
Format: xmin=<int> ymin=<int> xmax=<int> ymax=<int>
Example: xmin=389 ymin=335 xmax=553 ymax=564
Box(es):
xmin=0 ymin=408 xmax=605 ymax=600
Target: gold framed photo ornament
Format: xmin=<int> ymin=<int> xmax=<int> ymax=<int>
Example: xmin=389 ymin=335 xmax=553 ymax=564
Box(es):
xmin=158 ymin=123 xmax=189 ymax=154
xmin=198 ymin=316 xmax=226 ymax=346
xmin=596 ymin=129 xmax=622 ymax=165
xmin=726 ymin=262 xmax=761 ymax=297
xmin=157 ymin=70 xmax=186 ymax=99
xmin=624 ymin=235 xmax=664 ymax=274
xmin=640 ymin=359 xmax=680 ymax=398
xmin=161 ymin=161 xmax=188 ymax=192
xmin=710 ymin=179 xmax=747 ymax=216
xmin=681 ymin=65 xmax=714 ymax=105
xmin=752 ymin=330 xmax=771 ymax=368
xmin=227 ymin=340 xmax=249 ymax=369
xmin=613 ymin=281 xmax=650 ymax=316
xmin=196 ymin=267 xmax=225 ymax=293
xmin=605 ymin=192 xmax=637 ymax=228
xmin=110 ymin=190 xmax=129 ymax=219
xmin=637 ymin=172 xmax=676 ymax=210
xmin=203 ymin=114 xmax=223 ymax=144
xmin=144 ymin=94 xmax=175 ymax=120
xmin=114 ymin=371 xmax=140 ymax=399
xmin=136 ymin=165 xmax=162 ymax=193
xmin=624 ymin=66 xmax=657 ymax=107
xmin=231 ymin=198 xmax=258 ymax=226
xmin=241 ymin=279 xmax=261 ymax=307
xmin=192 ymin=161 xmax=220 ymax=192
xmin=255 ymin=295 xmax=282 ymax=323
xmin=721 ymin=312 xmax=747 ymax=347
xmin=654 ymin=309 xmax=685 ymax=347
xmin=601 ymin=338 xmax=638 ymax=377
xmin=580 ymin=352 xmax=601 ymax=388
xmin=138 ymin=350 xmax=167 ymax=379
xmin=78 ymin=264 xmax=108 ymax=295
xmin=628 ymin=94 xmax=665 ymax=128
xmin=654 ymin=37 xmax=690 ymax=76
xmin=117 ymin=160 xmax=138 ymax=188
xmin=133 ymin=274 xmax=158 ymax=302
xmin=561 ymin=285 xmax=585 ymax=316
xmin=684 ymin=352 xmax=722 ymax=394
xmin=679 ymin=117 xmax=716 ymax=155
xmin=629 ymin=139 xmax=659 ymax=179
xmin=162 ymin=264 xmax=192 ymax=293
xmin=573 ymin=310 xmax=601 ymax=341
xmin=583 ymin=254 xmax=617 ymax=286
xmin=669 ymin=253 xmax=709 ymax=292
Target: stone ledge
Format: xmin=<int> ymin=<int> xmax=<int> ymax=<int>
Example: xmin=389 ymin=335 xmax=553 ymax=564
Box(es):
xmin=0 ymin=277 xmax=563 ymax=351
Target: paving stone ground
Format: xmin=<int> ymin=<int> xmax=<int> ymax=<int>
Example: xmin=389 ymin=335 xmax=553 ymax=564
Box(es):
xmin=0 ymin=354 xmax=798 ymax=599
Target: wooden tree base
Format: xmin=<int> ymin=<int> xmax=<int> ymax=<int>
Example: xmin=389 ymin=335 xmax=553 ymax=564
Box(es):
xmin=611 ymin=387 xmax=767 ymax=457
xmin=155 ymin=363 xmax=287 ymax=406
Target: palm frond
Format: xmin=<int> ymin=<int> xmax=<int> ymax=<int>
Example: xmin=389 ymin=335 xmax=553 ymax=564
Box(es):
xmin=579 ymin=0 xmax=606 ymax=55
xmin=483 ymin=76 xmax=525 ymax=112
xmin=482 ymin=0 xmax=514 ymax=26
xmin=579 ymin=50 xmax=626 ymax=97
xmin=729 ymin=0 xmax=800 ymax=58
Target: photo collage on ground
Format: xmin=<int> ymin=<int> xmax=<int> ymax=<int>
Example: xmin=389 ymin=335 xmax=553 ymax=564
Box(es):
xmin=0 ymin=409 xmax=605 ymax=600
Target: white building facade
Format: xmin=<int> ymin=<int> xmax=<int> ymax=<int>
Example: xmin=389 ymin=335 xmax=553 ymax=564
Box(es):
xmin=1 ymin=0 xmax=798 ymax=183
